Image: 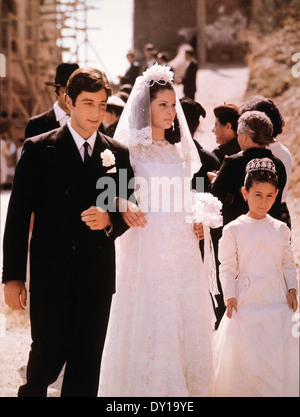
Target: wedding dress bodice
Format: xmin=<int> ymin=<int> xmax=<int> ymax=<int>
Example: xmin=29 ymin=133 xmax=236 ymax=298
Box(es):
xmin=129 ymin=140 xmax=192 ymax=213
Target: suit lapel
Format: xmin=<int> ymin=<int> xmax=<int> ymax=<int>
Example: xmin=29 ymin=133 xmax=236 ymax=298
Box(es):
xmin=51 ymin=128 xmax=116 ymax=194
xmin=92 ymin=131 xmax=110 ymax=159
xmin=55 ymin=124 xmax=84 ymax=167
xmin=53 ymin=127 xmax=112 ymax=172
xmin=89 ymin=131 xmax=114 ymax=174
xmin=50 ymin=125 xmax=85 ymax=194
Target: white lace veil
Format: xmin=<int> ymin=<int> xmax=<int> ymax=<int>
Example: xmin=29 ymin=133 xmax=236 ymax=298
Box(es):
xmin=114 ymin=63 xmax=201 ymax=177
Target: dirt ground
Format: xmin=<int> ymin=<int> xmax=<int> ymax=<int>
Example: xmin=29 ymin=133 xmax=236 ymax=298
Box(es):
xmin=0 ymin=65 xmax=299 ymax=397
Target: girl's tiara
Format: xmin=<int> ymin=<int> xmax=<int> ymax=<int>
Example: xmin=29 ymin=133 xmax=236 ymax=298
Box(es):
xmin=142 ymin=63 xmax=174 ymax=87
xmin=246 ymin=158 xmax=277 ymax=175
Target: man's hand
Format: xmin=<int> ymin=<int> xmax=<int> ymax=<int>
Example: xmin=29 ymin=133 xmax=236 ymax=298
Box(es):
xmin=4 ymin=280 xmax=27 ymax=311
xmin=81 ymin=206 xmax=112 ymax=230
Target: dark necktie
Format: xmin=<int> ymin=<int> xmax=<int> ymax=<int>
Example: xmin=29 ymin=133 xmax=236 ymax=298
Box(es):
xmin=83 ymin=142 xmax=90 ymax=163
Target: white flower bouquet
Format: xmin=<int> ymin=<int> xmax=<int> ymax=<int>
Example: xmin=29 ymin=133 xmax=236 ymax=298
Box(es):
xmin=192 ymin=191 xmax=223 ymax=228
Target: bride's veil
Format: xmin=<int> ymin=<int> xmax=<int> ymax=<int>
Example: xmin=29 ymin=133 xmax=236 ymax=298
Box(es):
xmin=113 ymin=63 xmax=201 ymax=177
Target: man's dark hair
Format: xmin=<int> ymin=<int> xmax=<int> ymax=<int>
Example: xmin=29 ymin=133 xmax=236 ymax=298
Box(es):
xmin=65 ymin=67 xmax=112 ymax=105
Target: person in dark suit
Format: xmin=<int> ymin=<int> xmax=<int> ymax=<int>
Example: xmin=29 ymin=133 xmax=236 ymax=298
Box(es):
xmin=210 ymin=110 xmax=287 ymax=226
xmin=209 ymin=104 xmax=241 ymax=328
xmin=156 ymin=51 xmax=174 ymax=74
xmin=25 ymin=63 xmax=79 ymax=139
xmin=180 ymin=97 xmax=220 ymax=192
xmin=211 ymin=103 xmax=241 ymax=165
xmin=142 ymin=43 xmax=157 ymax=72
xmin=181 ymin=48 xmax=198 ymax=100
xmin=118 ymin=49 xmax=140 ymax=87
xmin=102 ymin=95 xmax=125 ymax=138
xmin=2 ymin=67 xmax=134 ymax=397
xmin=239 ymin=95 xmax=292 ymax=229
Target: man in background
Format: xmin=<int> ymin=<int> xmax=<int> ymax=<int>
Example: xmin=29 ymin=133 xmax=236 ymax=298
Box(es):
xmin=118 ymin=49 xmax=140 ymax=87
xmin=181 ymin=47 xmax=198 ymax=100
xmin=25 ymin=62 xmax=79 ymax=139
xmin=211 ymin=103 xmax=241 ymax=165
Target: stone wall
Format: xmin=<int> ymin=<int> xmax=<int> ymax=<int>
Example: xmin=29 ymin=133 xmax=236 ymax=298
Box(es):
xmin=133 ymin=0 xmax=251 ymax=64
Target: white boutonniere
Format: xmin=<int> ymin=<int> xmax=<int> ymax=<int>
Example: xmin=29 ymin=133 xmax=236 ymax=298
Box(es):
xmin=100 ymin=149 xmax=116 ymax=167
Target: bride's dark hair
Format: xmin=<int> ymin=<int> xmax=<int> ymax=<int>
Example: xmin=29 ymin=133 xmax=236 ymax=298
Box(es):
xmin=149 ymin=82 xmax=181 ymax=144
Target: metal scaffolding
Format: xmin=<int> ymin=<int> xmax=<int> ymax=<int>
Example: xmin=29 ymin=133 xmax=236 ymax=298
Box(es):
xmin=56 ymin=0 xmax=100 ymax=65
xmin=0 ymin=0 xmax=99 ymax=138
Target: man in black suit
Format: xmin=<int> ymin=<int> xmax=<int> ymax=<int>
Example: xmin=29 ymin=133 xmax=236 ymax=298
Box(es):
xmin=2 ymin=67 xmax=134 ymax=397
xmin=179 ymin=97 xmax=220 ymax=193
xmin=182 ymin=48 xmax=198 ymax=100
xmin=142 ymin=43 xmax=157 ymax=72
xmin=211 ymin=103 xmax=241 ymax=165
xmin=118 ymin=49 xmax=140 ymax=87
xmin=25 ymin=63 xmax=79 ymax=139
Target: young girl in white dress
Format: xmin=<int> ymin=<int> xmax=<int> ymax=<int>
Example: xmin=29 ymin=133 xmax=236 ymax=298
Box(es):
xmin=214 ymin=157 xmax=299 ymax=397
xmin=98 ymin=64 xmax=220 ymax=397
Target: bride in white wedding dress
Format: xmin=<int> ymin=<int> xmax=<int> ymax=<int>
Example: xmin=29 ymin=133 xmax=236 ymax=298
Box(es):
xmin=98 ymin=65 xmax=219 ymax=397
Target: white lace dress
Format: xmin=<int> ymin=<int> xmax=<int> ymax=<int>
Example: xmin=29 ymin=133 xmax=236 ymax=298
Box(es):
xmin=214 ymin=215 xmax=299 ymax=397
xmin=99 ymin=140 xmax=216 ymax=397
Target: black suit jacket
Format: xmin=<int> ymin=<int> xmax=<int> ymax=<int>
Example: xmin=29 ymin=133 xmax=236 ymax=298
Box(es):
xmin=209 ymin=147 xmax=287 ymax=225
xmin=25 ymin=108 xmax=60 ymax=139
xmin=2 ymin=125 xmax=134 ymax=295
xmin=212 ymin=136 xmax=241 ymax=165
xmin=120 ymin=61 xmax=140 ymax=86
xmin=192 ymin=140 xmax=220 ymax=192
xmin=183 ymin=59 xmax=198 ymax=99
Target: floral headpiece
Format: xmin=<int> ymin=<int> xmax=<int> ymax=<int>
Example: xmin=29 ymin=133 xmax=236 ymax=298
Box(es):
xmin=246 ymin=158 xmax=276 ymax=175
xmin=142 ymin=63 xmax=174 ymax=87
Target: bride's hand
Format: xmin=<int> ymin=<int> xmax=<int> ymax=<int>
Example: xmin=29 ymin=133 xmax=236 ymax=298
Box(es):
xmin=117 ymin=198 xmax=148 ymax=228
xmin=226 ymin=298 xmax=237 ymax=319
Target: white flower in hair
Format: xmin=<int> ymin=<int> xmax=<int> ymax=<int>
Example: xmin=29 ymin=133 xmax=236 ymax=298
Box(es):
xmin=142 ymin=63 xmax=174 ymax=86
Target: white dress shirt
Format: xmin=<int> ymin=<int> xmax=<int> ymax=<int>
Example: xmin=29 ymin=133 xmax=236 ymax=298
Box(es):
xmin=67 ymin=120 xmax=97 ymax=161
xmin=54 ymin=101 xmax=70 ymax=127
xmin=66 ymin=120 xmax=113 ymax=234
